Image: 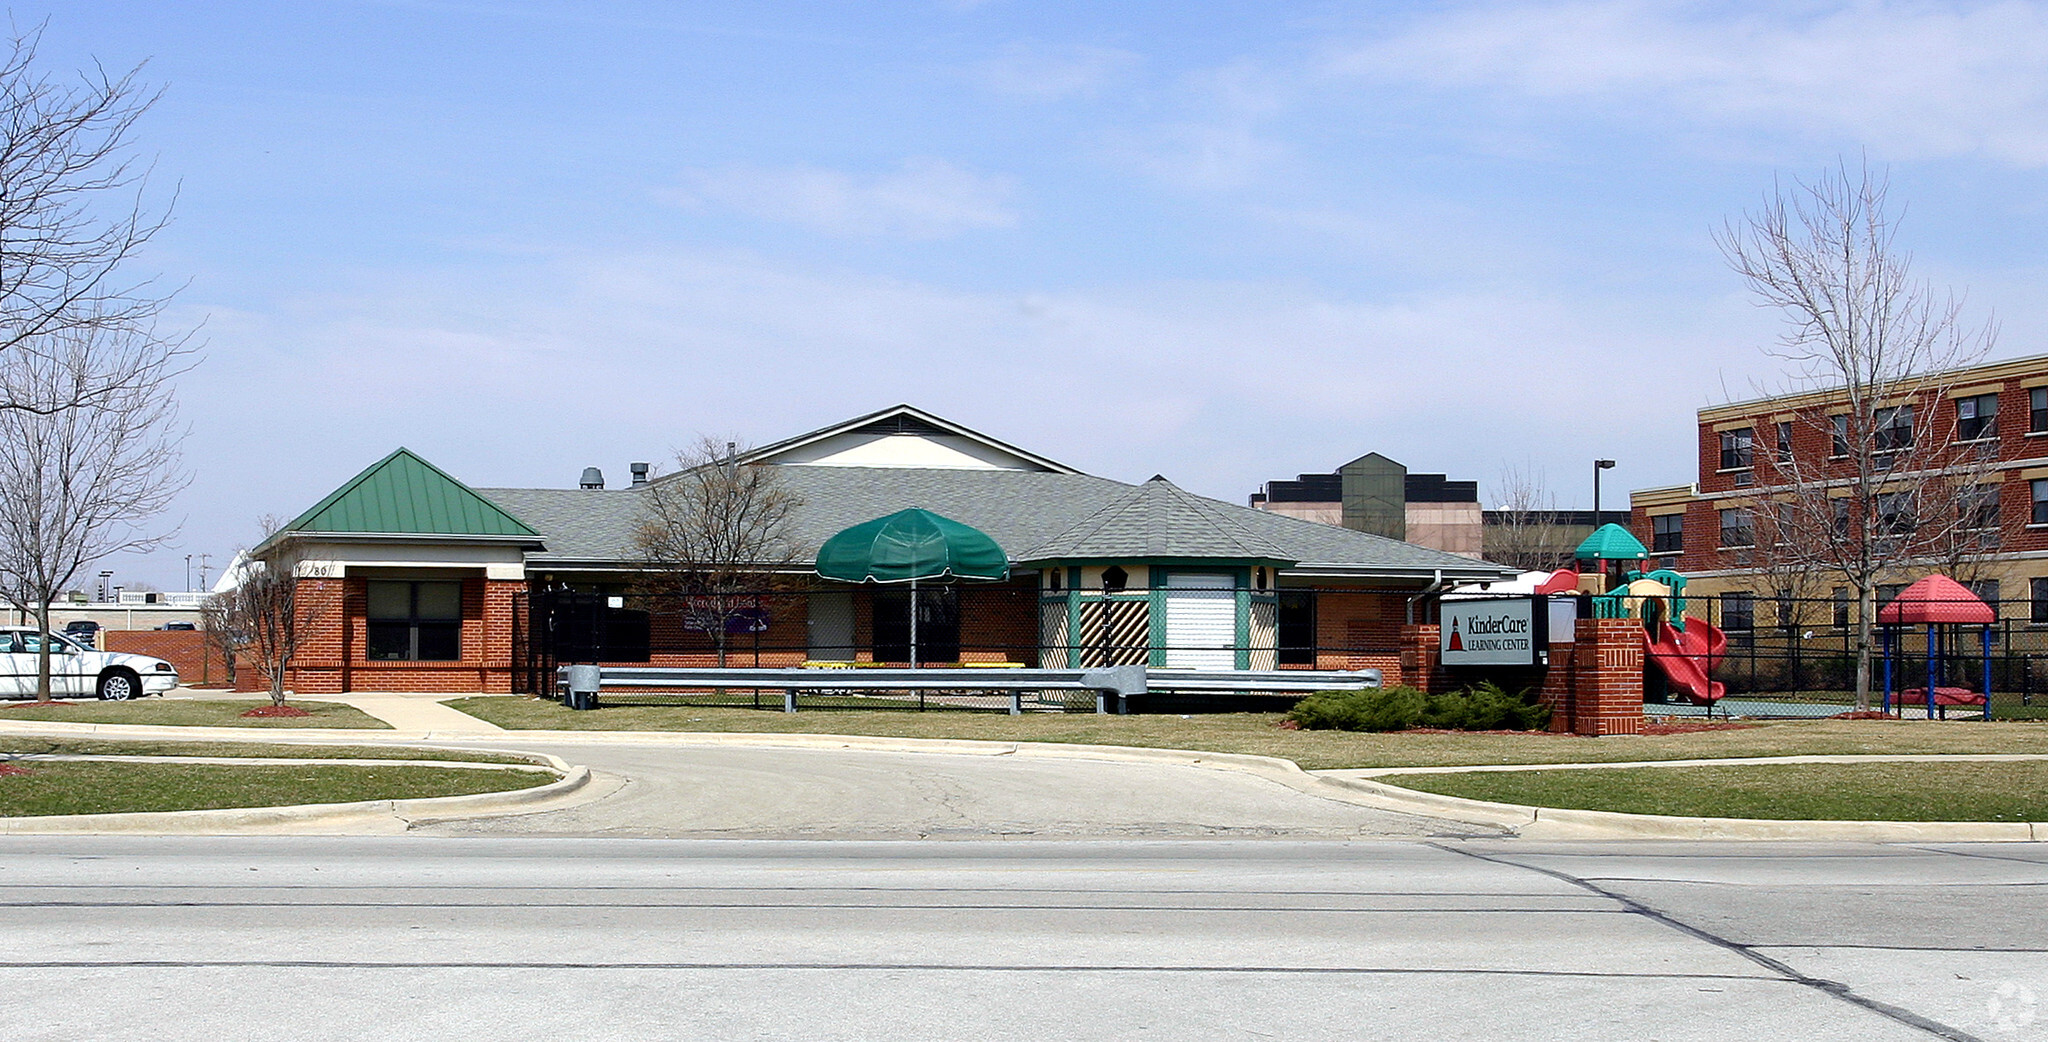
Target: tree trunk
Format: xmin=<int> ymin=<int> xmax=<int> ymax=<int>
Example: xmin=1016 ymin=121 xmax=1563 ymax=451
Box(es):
xmin=1853 ymin=583 xmax=1875 ymax=712
xmin=32 ymin=601 xmax=52 ymax=701
xmin=270 ymin=664 xmax=287 ymax=708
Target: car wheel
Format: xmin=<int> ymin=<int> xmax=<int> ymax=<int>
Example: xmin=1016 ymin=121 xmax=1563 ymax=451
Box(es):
xmin=97 ymin=669 xmax=140 ymax=701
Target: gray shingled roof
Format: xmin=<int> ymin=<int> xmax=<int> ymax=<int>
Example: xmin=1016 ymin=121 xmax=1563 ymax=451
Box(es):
xmin=480 ymin=465 xmax=1512 ymax=580
xmin=1015 ymin=477 xmax=1292 ymax=563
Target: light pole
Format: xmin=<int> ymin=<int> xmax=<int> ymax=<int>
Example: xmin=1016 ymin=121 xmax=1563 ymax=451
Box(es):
xmin=185 ymin=554 xmax=192 ymax=592
xmin=1593 ymin=459 xmax=1616 ymax=525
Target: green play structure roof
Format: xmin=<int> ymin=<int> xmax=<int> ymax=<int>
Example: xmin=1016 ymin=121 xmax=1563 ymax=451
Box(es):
xmin=278 ymin=448 xmax=541 ymax=540
xmin=1575 ymin=523 xmax=1648 ymax=561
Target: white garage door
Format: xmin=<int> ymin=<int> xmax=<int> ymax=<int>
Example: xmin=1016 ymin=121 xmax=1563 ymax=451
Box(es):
xmin=1163 ymin=573 xmax=1236 ymax=670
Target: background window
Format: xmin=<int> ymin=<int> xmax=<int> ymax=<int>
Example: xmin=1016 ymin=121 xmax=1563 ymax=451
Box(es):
xmin=2033 ymin=480 xmax=2048 ymax=525
xmin=1957 ymin=393 xmax=1998 ymax=441
xmin=367 ymin=580 xmax=462 ymax=661
xmin=1721 ymin=592 xmax=1754 ymax=631
xmin=1962 ymin=484 xmax=2001 ymax=530
xmin=1719 ymin=427 xmax=1754 ymax=470
xmin=2034 ymin=388 xmax=2048 ymax=433
xmin=1830 ymin=415 xmax=1849 ymax=456
xmin=2034 ymin=578 xmax=2048 ymax=623
xmin=1651 ymin=514 xmax=1683 ymax=553
xmin=1718 ymin=508 xmax=1753 ymax=547
xmin=1775 ymin=420 xmax=1793 ymax=461
xmin=1875 ymin=491 xmax=1915 ymax=534
xmin=1832 ymin=587 xmax=1849 ymax=629
xmin=1875 ymin=406 xmax=1914 ymax=452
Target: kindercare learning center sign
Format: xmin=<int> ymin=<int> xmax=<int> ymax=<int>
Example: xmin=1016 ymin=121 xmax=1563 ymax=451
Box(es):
xmin=1440 ymin=596 xmax=1550 ymax=667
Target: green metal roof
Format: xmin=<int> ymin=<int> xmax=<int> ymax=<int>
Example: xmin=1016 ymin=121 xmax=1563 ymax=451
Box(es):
xmin=1575 ymin=523 xmax=1648 ymax=561
xmin=281 ymin=448 xmax=541 ymax=539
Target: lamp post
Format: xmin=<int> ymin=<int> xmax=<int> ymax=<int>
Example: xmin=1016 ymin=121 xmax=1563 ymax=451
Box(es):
xmin=1593 ymin=459 xmax=1616 ymax=524
xmin=185 ymin=554 xmax=193 ymax=593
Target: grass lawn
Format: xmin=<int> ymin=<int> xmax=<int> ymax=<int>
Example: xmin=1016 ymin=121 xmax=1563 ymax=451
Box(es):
xmin=0 ymin=761 xmax=548 ymax=817
xmin=0 ymin=699 xmax=388 ymax=728
xmin=1378 ymin=761 xmax=2048 ymax=822
xmin=444 ymin=697 xmax=2048 ymax=771
xmin=0 ymin=735 xmax=542 ymax=764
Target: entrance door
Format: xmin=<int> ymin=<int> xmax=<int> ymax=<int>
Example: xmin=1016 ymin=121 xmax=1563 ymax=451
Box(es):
xmin=1163 ymin=573 xmax=1236 ymax=670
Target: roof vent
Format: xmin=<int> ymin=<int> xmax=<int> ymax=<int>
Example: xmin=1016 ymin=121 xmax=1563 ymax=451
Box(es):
xmin=630 ymin=462 xmax=649 ymax=487
xmin=579 ymin=467 xmax=605 ymax=490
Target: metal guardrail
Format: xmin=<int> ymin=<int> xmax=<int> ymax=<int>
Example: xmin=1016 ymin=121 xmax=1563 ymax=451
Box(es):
xmin=557 ymin=664 xmax=1381 ymax=715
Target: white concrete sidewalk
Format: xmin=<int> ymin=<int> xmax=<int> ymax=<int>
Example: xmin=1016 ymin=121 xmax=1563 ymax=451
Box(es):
xmin=316 ymin=693 xmax=505 ymax=733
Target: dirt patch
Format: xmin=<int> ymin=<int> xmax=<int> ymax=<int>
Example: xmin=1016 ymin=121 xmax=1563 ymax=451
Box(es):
xmin=1833 ymin=710 xmax=1901 ymax=721
xmin=0 ymin=764 xmax=29 ymax=776
xmin=2 ymin=701 xmax=78 ymax=708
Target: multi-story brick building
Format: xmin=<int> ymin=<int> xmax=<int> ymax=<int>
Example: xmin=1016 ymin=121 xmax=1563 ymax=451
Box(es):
xmin=1629 ymin=352 xmax=2048 ymax=634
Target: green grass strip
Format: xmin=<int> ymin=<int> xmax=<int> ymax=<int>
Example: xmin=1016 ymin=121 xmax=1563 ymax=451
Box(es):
xmin=0 ymin=699 xmax=389 ymax=728
xmin=1379 ymin=761 xmax=2048 ymax=821
xmin=447 ymin=697 xmax=2048 ymax=771
xmin=0 ymin=736 xmax=539 ymax=764
xmin=0 ymin=761 xmax=545 ymax=817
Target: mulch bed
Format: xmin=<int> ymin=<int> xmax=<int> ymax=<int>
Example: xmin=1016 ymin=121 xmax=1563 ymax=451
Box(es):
xmin=240 ymin=705 xmax=313 ymax=718
xmin=1 ymin=701 xmax=77 ymax=708
xmin=1640 ymin=721 xmax=1758 ymax=735
xmin=0 ymin=764 xmax=29 ymax=776
xmin=1832 ymin=710 xmax=1901 ymax=720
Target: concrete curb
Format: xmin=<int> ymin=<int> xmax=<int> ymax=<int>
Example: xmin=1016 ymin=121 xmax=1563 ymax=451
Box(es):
xmin=0 ymin=753 xmax=596 ymax=835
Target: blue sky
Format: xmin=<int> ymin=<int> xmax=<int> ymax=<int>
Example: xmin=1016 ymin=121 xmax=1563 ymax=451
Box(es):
xmin=34 ymin=1 xmax=2048 ymax=590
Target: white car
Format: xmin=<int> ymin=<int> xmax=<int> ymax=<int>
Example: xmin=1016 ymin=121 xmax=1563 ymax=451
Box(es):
xmin=0 ymin=627 xmax=179 ymax=700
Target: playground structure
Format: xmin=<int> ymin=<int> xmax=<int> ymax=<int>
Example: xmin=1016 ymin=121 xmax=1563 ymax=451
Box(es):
xmin=1878 ymin=574 xmax=1994 ymax=721
xmin=1579 ymin=524 xmax=1730 ymax=711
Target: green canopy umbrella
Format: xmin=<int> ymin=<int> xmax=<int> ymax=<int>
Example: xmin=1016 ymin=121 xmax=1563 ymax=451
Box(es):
xmin=815 ymin=508 xmax=1008 ymax=667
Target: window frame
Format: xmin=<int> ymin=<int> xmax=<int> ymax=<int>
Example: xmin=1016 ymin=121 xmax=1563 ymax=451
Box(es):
xmin=1718 ymin=427 xmax=1754 ymax=471
xmin=2033 ymin=387 xmax=2048 ymax=435
xmin=1650 ymin=513 xmax=1683 ymax=554
xmin=1956 ymin=393 xmax=1999 ymax=442
xmin=365 ymin=580 xmax=464 ymax=662
xmin=1718 ymin=507 xmax=1754 ymax=548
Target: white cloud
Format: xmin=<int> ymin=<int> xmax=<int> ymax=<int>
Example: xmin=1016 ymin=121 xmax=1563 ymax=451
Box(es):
xmin=1329 ymin=1 xmax=2048 ymax=164
xmin=968 ymin=42 xmax=1141 ymax=100
xmin=666 ymin=158 xmax=1019 ymax=238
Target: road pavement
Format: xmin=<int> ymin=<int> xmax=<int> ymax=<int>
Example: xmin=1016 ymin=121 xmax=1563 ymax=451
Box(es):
xmin=0 ymin=836 xmax=2040 ymax=1041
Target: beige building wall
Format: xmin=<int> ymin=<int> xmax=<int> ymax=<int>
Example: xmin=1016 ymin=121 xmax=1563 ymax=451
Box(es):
xmin=1406 ymin=502 xmax=1484 ymax=558
xmin=1254 ymin=501 xmax=1344 ymax=526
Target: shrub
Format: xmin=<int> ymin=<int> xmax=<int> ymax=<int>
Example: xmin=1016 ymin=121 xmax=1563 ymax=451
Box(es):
xmin=1286 ymin=686 xmax=1427 ymax=732
xmin=1287 ymin=681 xmax=1549 ymax=733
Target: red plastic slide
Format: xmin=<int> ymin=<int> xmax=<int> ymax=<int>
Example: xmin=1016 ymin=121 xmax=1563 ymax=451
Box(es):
xmin=1643 ymin=618 xmax=1727 ymax=705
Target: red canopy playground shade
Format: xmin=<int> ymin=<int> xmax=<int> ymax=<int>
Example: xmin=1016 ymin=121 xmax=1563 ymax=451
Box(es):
xmin=1877 ymin=574 xmax=1995 ymax=626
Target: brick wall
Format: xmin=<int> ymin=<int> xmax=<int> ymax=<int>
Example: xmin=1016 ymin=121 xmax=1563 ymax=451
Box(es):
xmin=103 ymin=630 xmax=231 ymax=687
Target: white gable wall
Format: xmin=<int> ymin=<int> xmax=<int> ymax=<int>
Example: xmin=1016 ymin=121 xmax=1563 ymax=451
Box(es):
xmin=766 ymin=432 xmax=1053 ymax=471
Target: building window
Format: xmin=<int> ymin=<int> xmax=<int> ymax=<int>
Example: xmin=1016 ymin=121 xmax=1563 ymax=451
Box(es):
xmin=2033 ymin=479 xmax=2048 ymax=525
xmin=1875 ymin=405 xmax=1914 ymax=452
xmin=1831 ymin=498 xmax=1851 ymax=536
xmin=1877 ymin=584 xmax=1905 ymax=611
xmin=1957 ymin=393 xmax=1998 ymax=441
xmin=1969 ymin=580 xmax=2001 ymax=617
xmin=1277 ymin=591 xmax=1315 ymax=666
xmin=1651 ymin=514 xmax=1683 ymax=553
xmin=1718 ymin=508 xmax=1754 ymax=547
xmin=1719 ymin=427 xmax=1754 ymax=470
xmin=2034 ymin=578 xmax=2048 ymax=624
xmin=1722 ymin=592 xmax=1754 ymax=632
xmin=1830 ymin=414 xmax=1849 ymax=457
xmin=1962 ymin=484 xmax=2001 ymax=531
xmin=1775 ymin=420 xmax=1793 ymax=462
xmin=2034 ymin=388 xmax=2048 ymax=434
xmin=367 ymin=581 xmax=462 ymax=661
xmin=1875 ymin=491 xmax=1915 ymax=534
xmin=1832 ymin=587 xmax=1849 ymax=629
xmin=1101 ymin=565 xmax=1129 ymax=591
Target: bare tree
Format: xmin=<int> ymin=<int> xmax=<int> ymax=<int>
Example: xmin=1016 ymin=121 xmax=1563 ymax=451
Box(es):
xmin=1716 ymin=161 xmax=1997 ymax=709
xmin=634 ymin=437 xmax=803 ymax=666
xmin=0 ymin=24 xmax=181 ymax=415
xmin=1484 ymin=462 xmax=1577 ymax=571
xmin=211 ymin=527 xmax=333 ymax=708
xmin=196 ymin=583 xmax=240 ymax=688
xmin=0 ymin=319 xmax=186 ymax=699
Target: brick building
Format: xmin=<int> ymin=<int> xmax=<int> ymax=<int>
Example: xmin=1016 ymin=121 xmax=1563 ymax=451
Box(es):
xmin=252 ymin=406 xmax=1516 ymax=694
xmin=1628 ymin=352 xmax=2048 ymax=633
